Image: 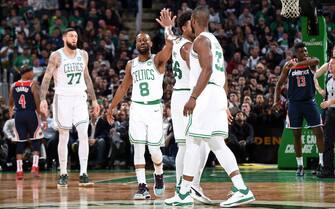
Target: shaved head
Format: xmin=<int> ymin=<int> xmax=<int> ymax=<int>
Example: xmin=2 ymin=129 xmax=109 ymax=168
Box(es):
xmin=192 ymin=6 xmax=209 ymax=27
xmin=136 ymin=32 xmax=151 ymax=41
xmin=136 ymin=32 xmax=152 ymax=55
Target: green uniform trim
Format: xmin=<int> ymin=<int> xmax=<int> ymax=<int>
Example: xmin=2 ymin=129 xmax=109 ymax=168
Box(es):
xmin=128 ymin=133 xmax=163 ymax=146
xmin=175 ymin=138 xmax=186 ymax=144
xmin=188 ymin=131 xmax=228 ymax=139
xmin=173 ymin=88 xmax=191 ymax=91
xmin=208 ymin=81 xmax=220 ymax=86
xmin=132 ymin=99 xmax=161 ymax=105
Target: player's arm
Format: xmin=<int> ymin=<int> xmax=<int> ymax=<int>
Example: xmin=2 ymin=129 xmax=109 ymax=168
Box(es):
xmin=32 ymin=82 xmax=46 ymax=120
xmin=180 ymin=42 xmax=192 ymax=68
xmin=190 ymin=36 xmax=212 ymax=99
xmin=40 ymin=52 xmax=59 ymax=100
xmin=8 ymin=84 xmax=14 ymax=118
xmin=82 ymin=50 xmax=100 ymax=115
xmin=154 ymin=8 xmax=176 ymax=74
xmin=314 ymin=63 xmax=328 ymax=97
xmin=274 ymin=61 xmax=291 ymax=107
xmin=107 ymin=61 xmax=133 ymax=123
xmin=295 ymin=57 xmax=320 ymax=68
xmin=183 ymin=36 xmax=212 ymax=116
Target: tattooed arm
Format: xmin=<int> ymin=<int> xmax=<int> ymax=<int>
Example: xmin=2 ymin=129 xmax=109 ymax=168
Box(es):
xmin=40 ymin=52 xmax=60 ymax=116
xmin=82 ymin=50 xmax=100 ymax=115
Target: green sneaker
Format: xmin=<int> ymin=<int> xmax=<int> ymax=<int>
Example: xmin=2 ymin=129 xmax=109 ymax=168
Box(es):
xmin=57 ymin=174 xmax=68 ymax=187
xmin=165 ymin=189 xmax=193 ymax=206
xmin=79 ymin=174 xmax=94 ymax=187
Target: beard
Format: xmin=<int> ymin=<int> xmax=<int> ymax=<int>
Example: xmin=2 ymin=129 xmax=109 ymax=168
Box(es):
xmin=66 ymin=41 xmax=77 ymax=50
xmin=191 ymin=24 xmax=195 ymax=34
xmin=138 ymin=46 xmax=149 ymax=55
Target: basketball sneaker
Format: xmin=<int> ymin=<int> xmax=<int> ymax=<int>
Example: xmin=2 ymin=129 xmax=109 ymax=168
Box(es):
xmin=57 ymin=174 xmax=68 ymax=187
xmin=190 ymin=185 xmax=212 ymax=204
xmin=31 ymin=166 xmax=40 ymax=178
xmin=220 ymin=187 xmax=255 ymax=207
xmin=312 ymin=164 xmax=322 ymax=175
xmin=133 ymin=183 xmax=151 ymax=200
xmin=153 ymin=174 xmax=165 ymax=197
xmin=296 ymin=165 xmax=304 ymax=176
xmin=164 ymin=189 xmax=193 ymax=206
xmin=226 ymin=186 xmax=239 ymax=198
xmin=79 ymin=174 xmax=94 ymax=187
xmin=16 ymin=171 xmax=24 ymax=180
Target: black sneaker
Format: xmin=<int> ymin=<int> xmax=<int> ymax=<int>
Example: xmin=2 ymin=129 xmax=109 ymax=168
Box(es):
xmin=296 ymin=165 xmax=304 ymax=176
xmin=57 ymin=174 xmax=68 ymax=187
xmin=153 ymin=174 xmax=165 ymax=197
xmin=312 ymin=164 xmax=322 ymax=175
xmin=317 ymin=168 xmax=335 ymax=178
xmin=79 ymin=173 xmax=94 ymax=187
xmin=133 ymin=183 xmax=151 ymax=200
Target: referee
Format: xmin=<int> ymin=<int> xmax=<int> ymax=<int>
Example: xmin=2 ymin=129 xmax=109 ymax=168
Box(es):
xmin=314 ymin=47 xmax=335 ymax=178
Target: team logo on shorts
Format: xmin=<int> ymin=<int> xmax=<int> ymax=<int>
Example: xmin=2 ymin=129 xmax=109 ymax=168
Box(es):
xmin=147 ymin=60 xmax=152 ymax=66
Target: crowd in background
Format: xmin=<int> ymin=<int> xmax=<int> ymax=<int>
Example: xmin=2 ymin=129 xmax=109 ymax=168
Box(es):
xmin=0 ymin=0 xmax=335 ymax=170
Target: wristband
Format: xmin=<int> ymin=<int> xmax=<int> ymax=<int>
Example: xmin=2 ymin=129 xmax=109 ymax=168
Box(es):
xmin=190 ymin=95 xmax=197 ymax=100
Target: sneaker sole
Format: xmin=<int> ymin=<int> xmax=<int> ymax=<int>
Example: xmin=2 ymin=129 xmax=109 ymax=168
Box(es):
xmin=164 ymin=201 xmax=193 ymax=206
xmin=78 ymin=182 xmax=94 ymax=187
xmin=153 ymin=186 xmax=165 ymax=197
xmin=133 ymin=195 xmax=151 ymax=200
xmin=57 ymin=184 xmax=68 ymax=188
xmin=190 ymin=187 xmax=213 ymax=205
xmin=220 ymin=196 xmax=255 ymax=208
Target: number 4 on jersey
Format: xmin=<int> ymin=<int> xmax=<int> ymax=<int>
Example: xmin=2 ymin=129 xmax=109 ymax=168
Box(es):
xmin=19 ymin=94 xmax=26 ymax=109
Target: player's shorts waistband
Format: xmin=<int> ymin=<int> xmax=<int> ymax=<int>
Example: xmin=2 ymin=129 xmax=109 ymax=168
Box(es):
xmin=173 ymin=88 xmax=191 ymax=91
xmin=132 ymin=99 xmax=161 ymax=105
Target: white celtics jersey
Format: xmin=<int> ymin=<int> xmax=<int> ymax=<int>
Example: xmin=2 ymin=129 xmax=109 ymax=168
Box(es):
xmin=53 ymin=48 xmax=86 ymax=96
xmin=131 ymin=55 xmax=164 ymax=102
xmin=172 ymin=37 xmax=191 ymax=89
xmin=189 ymin=32 xmax=226 ymax=89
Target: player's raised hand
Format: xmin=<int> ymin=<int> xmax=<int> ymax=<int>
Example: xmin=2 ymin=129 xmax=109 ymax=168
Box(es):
xmin=92 ymin=100 xmax=100 ymax=117
xmin=156 ymin=8 xmax=176 ymax=41
xmin=40 ymin=100 xmax=48 ymax=117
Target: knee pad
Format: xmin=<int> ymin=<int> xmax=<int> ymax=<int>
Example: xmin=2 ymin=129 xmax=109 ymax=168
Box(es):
xmin=148 ymin=146 xmax=162 ymax=164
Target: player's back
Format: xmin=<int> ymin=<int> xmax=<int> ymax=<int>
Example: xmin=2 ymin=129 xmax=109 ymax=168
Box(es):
xmin=287 ymin=59 xmax=315 ymax=102
xmin=13 ymin=80 xmax=36 ymax=112
xmin=189 ymin=32 xmax=226 ymax=89
xmin=172 ymin=37 xmax=191 ymax=89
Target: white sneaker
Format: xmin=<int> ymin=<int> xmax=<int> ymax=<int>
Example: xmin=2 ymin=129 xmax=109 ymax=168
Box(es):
xmin=220 ymin=187 xmax=255 ymax=207
xmin=164 ymin=189 xmax=193 ymax=206
xmin=190 ymin=186 xmax=212 ymax=205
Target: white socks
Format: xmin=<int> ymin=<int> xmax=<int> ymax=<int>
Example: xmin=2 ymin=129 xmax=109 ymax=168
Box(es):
xmin=33 ymin=155 xmax=39 ymax=167
xmin=136 ymin=168 xmax=146 ymax=184
xmin=175 ymin=144 xmax=186 ymax=183
xmin=180 ymin=179 xmax=192 ymax=194
xmin=77 ymin=123 xmax=89 ymax=176
xmin=319 ymin=153 xmax=324 ymax=166
xmin=296 ymin=157 xmax=303 ymax=166
xmin=17 ymin=160 xmax=23 ymax=172
xmin=231 ymin=174 xmax=247 ymax=190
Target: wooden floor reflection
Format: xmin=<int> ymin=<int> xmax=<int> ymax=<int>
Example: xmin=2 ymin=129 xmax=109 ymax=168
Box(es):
xmin=0 ymin=167 xmax=334 ymax=208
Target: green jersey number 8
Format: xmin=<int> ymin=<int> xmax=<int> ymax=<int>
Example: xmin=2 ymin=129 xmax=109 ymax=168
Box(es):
xmin=139 ymin=82 xmax=149 ymax=96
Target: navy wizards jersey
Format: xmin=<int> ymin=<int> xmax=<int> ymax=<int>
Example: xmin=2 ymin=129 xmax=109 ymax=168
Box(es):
xmin=13 ymin=80 xmax=36 ymax=111
xmin=287 ymin=63 xmax=315 ymax=102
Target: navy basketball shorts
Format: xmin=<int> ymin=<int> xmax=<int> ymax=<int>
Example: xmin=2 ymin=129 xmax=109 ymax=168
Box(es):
xmin=286 ymin=100 xmax=322 ymax=129
xmin=14 ymin=110 xmax=43 ymax=140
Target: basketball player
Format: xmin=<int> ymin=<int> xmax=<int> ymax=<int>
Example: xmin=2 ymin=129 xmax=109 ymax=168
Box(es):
xmin=106 ymin=9 xmax=174 ymax=199
xmin=171 ymin=10 xmax=211 ymax=203
xmin=314 ymin=46 xmax=335 ymax=178
xmin=9 ymin=65 xmax=44 ymax=180
xmin=165 ymin=6 xmax=255 ymax=207
xmin=40 ymin=28 xmax=100 ymax=187
xmin=274 ymin=42 xmax=324 ymax=176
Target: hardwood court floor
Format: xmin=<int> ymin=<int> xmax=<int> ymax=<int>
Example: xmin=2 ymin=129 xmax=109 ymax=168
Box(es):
xmin=0 ymin=164 xmax=334 ymax=208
